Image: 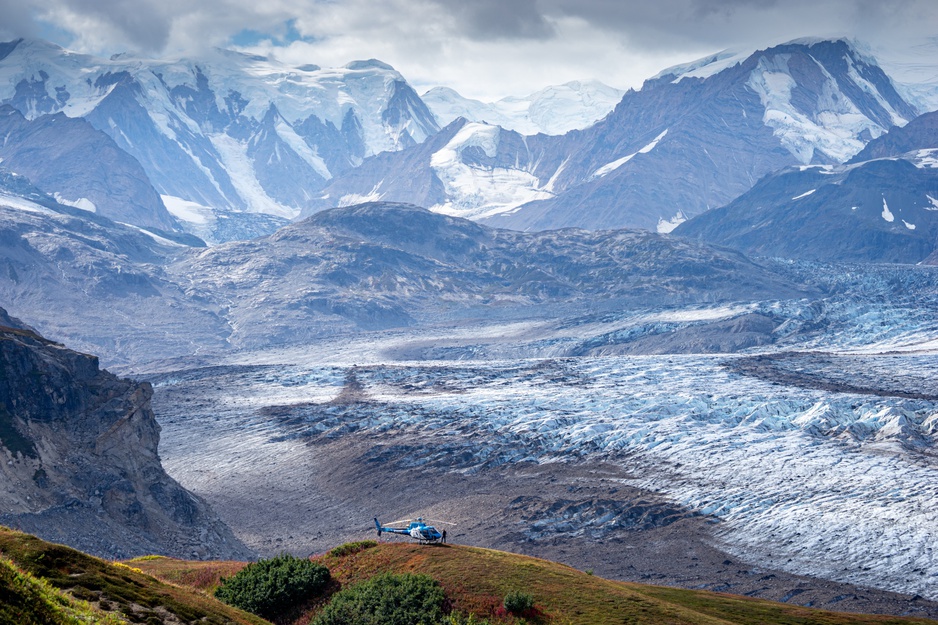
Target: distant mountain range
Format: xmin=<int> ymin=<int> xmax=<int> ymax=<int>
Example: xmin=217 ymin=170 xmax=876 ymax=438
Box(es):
xmin=310 ymin=39 xmax=921 ymax=233
xmin=0 ymin=38 xmax=439 ymax=241
xmin=0 ymin=39 xmax=629 ymax=244
xmin=675 ymin=111 xmax=938 ymax=263
xmin=1 ymin=36 xmax=937 ymax=266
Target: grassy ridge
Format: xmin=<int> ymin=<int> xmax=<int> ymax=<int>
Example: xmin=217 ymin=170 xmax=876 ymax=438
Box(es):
xmin=0 ymin=555 xmax=124 ymax=625
xmin=123 ymin=555 xmax=247 ymax=593
xmin=309 ymin=542 xmax=934 ymax=625
xmin=0 ymin=526 xmax=268 ymax=625
xmin=12 ymin=527 xmax=933 ymax=625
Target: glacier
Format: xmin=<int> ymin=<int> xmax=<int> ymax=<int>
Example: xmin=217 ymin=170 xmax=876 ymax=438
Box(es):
xmin=152 ymin=326 xmax=938 ymax=601
xmin=146 ymin=259 xmax=938 ymax=603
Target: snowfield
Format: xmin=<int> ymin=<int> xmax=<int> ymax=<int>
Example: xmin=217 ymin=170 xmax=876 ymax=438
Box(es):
xmin=423 ymin=80 xmax=625 ymax=136
xmin=429 ymin=122 xmax=555 ymax=219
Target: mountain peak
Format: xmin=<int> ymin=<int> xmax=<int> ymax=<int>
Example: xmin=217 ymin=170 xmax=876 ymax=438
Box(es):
xmin=344 ymin=59 xmax=396 ymax=71
xmin=651 ymin=48 xmax=748 ymax=82
xmin=651 ymin=37 xmax=874 ymax=86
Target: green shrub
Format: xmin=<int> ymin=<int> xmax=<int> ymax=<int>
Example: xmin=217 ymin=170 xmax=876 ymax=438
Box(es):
xmin=327 ymin=540 xmax=378 ymax=558
xmin=313 ymin=572 xmax=445 ymax=625
xmin=503 ymin=590 xmax=534 ymax=614
xmin=214 ymin=553 xmax=329 ymax=619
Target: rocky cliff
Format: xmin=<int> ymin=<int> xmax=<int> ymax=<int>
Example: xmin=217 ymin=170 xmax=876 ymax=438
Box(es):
xmin=0 ymin=308 xmax=252 ymax=560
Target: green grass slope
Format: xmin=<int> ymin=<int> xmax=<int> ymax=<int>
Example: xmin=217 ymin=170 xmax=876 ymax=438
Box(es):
xmin=0 ymin=526 xmax=269 ymax=625
xmin=0 ymin=555 xmax=125 ymax=625
xmin=312 ymin=542 xmax=934 ymax=625
xmin=14 ymin=529 xmax=931 ymax=625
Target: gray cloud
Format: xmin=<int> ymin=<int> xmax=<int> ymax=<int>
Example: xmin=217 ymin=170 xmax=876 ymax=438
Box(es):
xmin=540 ymin=0 xmax=938 ymax=50
xmin=4 ymin=0 xmax=936 ymax=56
xmin=63 ymin=0 xmax=172 ymax=50
xmin=429 ymin=0 xmax=555 ymax=40
xmin=0 ymin=0 xmax=38 ymax=40
xmin=0 ymin=0 xmax=935 ymax=99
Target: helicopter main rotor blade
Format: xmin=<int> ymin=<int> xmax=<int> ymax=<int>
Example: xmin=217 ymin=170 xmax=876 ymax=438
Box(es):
xmin=384 ymin=518 xmax=414 ymax=526
xmin=423 ymin=518 xmax=457 ymax=526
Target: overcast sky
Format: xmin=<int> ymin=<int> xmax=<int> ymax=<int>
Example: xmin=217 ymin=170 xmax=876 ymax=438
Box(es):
xmin=1 ymin=0 xmax=937 ymax=100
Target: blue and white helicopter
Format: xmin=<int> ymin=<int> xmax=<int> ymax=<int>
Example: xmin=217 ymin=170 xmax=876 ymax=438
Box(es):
xmin=374 ymin=517 xmax=454 ymax=543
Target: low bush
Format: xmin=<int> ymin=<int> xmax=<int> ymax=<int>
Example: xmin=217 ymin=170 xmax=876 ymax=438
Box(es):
xmin=503 ymin=590 xmax=534 ymax=614
xmin=214 ymin=553 xmax=330 ymax=619
xmin=327 ymin=540 xmax=378 ymax=558
xmin=313 ymin=572 xmax=445 ymax=625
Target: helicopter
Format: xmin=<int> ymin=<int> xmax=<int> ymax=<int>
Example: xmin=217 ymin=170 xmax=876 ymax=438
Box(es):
xmin=374 ymin=517 xmax=454 ymax=543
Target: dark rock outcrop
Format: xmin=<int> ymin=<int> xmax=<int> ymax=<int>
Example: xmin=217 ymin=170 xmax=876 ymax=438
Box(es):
xmin=849 ymin=110 xmax=938 ymax=163
xmin=0 ymin=308 xmax=252 ymax=560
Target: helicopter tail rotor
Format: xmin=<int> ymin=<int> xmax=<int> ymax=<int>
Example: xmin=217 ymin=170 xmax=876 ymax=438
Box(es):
xmin=374 ymin=517 xmax=382 ymax=538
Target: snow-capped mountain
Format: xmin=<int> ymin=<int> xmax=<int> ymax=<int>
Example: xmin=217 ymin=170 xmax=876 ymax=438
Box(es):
xmin=422 ymin=80 xmax=624 ymax=135
xmin=675 ymin=115 xmax=938 ymax=263
xmin=312 ymin=118 xmax=551 ymax=220
xmin=0 ymin=38 xmax=438 ymax=242
xmin=0 ymin=104 xmax=176 ymax=232
xmin=310 ymin=39 xmax=920 ymax=232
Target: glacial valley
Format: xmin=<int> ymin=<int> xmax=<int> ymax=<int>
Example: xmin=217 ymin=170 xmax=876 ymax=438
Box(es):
xmin=146 ymin=287 xmax=938 ymax=617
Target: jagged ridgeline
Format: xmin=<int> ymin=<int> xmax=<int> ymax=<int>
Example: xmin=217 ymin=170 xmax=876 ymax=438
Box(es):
xmin=0 ymin=37 xmax=925 ymax=246
xmin=309 ymin=40 xmax=920 ymax=233
xmin=0 ymin=307 xmax=252 ymax=560
xmin=0 ymin=38 xmax=439 ymax=243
